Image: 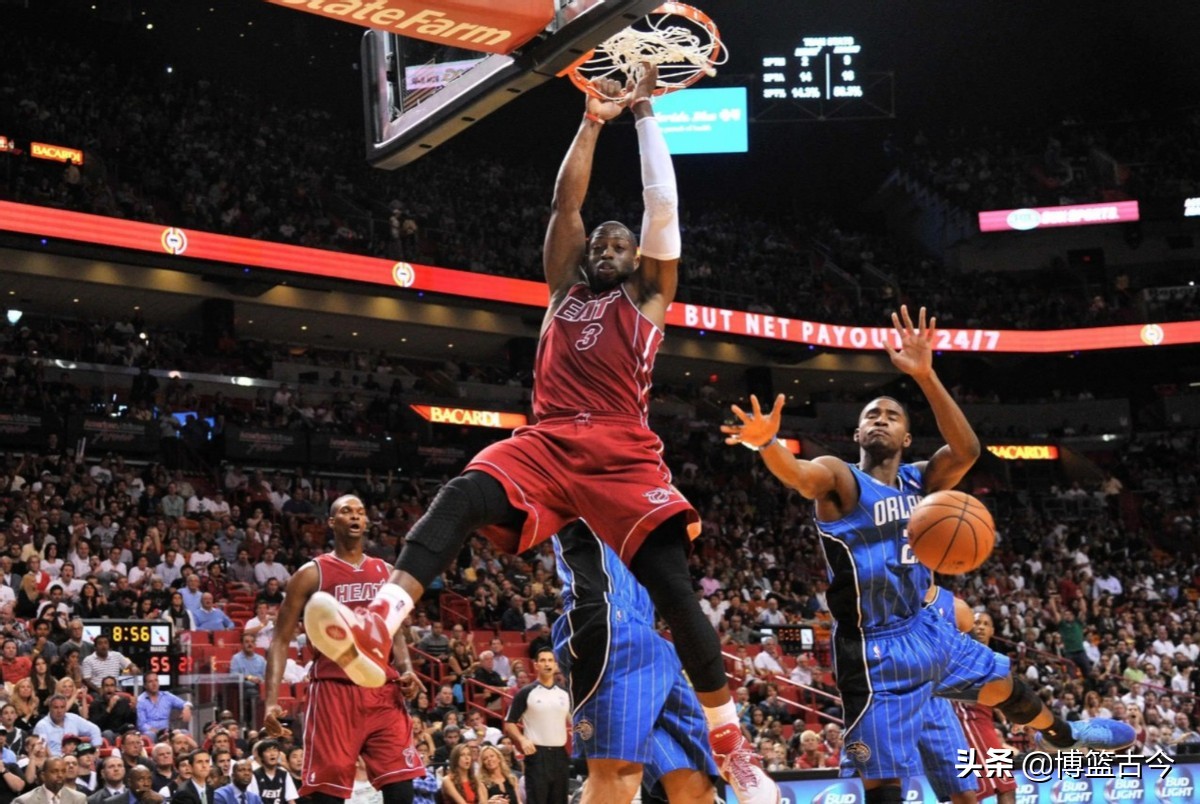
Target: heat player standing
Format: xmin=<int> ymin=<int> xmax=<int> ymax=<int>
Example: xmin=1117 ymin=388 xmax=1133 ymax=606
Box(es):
xmin=263 ymin=495 xmax=424 ymax=804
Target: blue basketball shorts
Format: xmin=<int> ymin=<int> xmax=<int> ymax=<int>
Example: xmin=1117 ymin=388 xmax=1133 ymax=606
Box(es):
xmin=834 ymin=606 xmax=1010 ymax=781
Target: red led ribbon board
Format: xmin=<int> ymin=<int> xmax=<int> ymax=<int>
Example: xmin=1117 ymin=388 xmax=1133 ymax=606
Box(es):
xmin=3 ymin=201 xmax=1200 ymax=354
xmin=262 ymin=0 xmax=555 ymax=55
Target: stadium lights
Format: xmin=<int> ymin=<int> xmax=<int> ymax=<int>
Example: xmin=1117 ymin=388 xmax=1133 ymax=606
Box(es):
xmin=5 ymin=309 xmax=22 ymax=325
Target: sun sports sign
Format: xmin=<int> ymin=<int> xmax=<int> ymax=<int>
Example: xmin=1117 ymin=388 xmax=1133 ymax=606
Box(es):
xmin=264 ymin=0 xmax=555 ymax=54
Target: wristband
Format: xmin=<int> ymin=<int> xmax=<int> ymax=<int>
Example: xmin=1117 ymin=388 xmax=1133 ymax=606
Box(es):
xmin=741 ymin=437 xmax=778 ymax=452
xmin=584 ymin=112 xmax=605 ymax=125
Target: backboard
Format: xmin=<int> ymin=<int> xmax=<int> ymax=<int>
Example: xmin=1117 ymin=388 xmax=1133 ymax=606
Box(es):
xmin=362 ymin=0 xmax=662 ymax=169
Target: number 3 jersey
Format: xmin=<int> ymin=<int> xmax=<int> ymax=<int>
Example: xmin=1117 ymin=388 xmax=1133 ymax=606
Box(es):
xmin=533 ymin=283 xmax=662 ymax=422
xmin=815 ymin=462 xmax=930 ymax=633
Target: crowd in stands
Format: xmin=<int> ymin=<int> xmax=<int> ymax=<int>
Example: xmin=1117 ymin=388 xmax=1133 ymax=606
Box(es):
xmin=4 ymin=26 xmax=1200 ymax=334
xmin=889 ymin=110 xmax=1200 ymax=213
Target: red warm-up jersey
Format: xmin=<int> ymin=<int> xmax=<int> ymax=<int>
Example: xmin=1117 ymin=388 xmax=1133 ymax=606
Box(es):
xmin=309 ymin=553 xmax=398 ymax=682
xmin=533 ymin=283 xmax=663 ymax=422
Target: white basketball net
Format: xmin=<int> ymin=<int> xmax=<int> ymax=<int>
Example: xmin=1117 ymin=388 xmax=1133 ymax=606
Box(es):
xmin=573 ymin=6 xmax=727 ymax=100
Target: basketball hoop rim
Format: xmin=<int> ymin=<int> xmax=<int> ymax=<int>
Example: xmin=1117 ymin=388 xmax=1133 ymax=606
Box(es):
xmin=561 ymin=2 xmax=724 ymax=102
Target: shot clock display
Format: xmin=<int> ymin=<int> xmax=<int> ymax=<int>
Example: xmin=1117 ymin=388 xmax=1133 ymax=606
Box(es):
xmin=82 ymin=620 xmax=183 ymax=687
xmin=760 ymin=35 xmax=864 ymax=102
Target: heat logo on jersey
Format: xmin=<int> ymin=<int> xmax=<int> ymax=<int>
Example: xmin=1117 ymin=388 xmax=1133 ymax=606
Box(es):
xmin=333 ymin=581 xmax=383 ymax=604
xmin=643 ymin=488 xmax=673 ymax=505
xmin=554 ymin=289 xmax=621 ymax=323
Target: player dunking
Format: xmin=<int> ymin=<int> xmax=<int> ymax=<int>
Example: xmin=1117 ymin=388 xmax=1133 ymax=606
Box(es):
xmin=263 ymin=495 xmax=424 ymax=804
xmin=552 ymin=520 xmax=717 ymax=804
xmin=724 ymin=306 xmax=1134 ymax=804
xmin=305 ymin=65 xmax=779 ymax=804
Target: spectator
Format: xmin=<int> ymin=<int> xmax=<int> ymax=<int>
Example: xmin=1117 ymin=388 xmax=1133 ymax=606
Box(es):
xmin=13 ymin=756 xmax=85 ymax=804
xmin=240 ymin=604 xmax=275 ymax=651
xmin=191 ymin=595 xmax=234 ymax=632
xmin=227 ymin=634 xmax=264 ymax=717
xmin=91 ymin=677 xmax=137 ymax=739
xmin=251 ymin=552 xmax=289 ymax=589
xmin=85 ymin=755 xmax=127 ymax=804
xmin=179 ymin=577 xmax=203 ymax=616
xmin=135 ymin=674 xmax=191 ymax=738
xmin=148 ymin=744 xmax=175 ymax=794
xmin=32 ymin=695 xmax=102 ymax=757
xmin=0 ymin=641 xmax=32 ymax=685
xmin=225 ymin=552 xmax=255 ymax=589
xmin=247 ymin=740 xmax=296 ymax=804
xmin=126 ymin=767 xmax=159 ymax=804
xmin=214 ymin=761 xmax=261 ymax=804
xmin=169 ymin=751 xmax=213 ymax=804
xmin=80 ymin=638 xmax=136 ymax=695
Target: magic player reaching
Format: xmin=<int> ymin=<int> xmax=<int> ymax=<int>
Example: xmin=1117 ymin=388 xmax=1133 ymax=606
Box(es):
xmin=305 ymin=65 xmax=779 ymax=804
xmin=723 ymin=306 xmax=1133 ymax=804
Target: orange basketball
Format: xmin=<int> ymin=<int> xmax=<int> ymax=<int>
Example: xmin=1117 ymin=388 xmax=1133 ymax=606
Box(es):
xmin=907 ymin=491 xmax=995 ymax=574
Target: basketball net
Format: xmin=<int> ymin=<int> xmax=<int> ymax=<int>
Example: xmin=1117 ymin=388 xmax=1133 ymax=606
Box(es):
xmin=565 ymin=2 xmax=727 ymax=101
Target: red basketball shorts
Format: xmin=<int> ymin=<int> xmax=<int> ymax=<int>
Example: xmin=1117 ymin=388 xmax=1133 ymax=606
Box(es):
xmin=954 ymin=701 xmax=1018 ymax=797
xmin=300 ymin=679 xmax=423 ymax=796
xmin=467 ymin=414 xmax=700 ymax=563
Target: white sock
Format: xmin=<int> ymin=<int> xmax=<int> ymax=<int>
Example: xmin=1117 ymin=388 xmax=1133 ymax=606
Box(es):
xmin=376 ymin=583 xmax=413 ymax=636
xmin=703 ymin=700 xmax=739 ymax=731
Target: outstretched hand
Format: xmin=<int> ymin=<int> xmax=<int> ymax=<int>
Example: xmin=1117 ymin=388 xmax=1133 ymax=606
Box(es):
xmin=721 ymin=393 xmax=785 ymax=449
xmin=883 ymin=305 xmax=935 ymax=379
xmin=398 ymin=670 xmax=425 ymax=702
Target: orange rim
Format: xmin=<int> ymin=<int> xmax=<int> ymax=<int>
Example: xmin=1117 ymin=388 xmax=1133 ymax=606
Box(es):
xmin=565 ymin=2 xmax=723 ymax=101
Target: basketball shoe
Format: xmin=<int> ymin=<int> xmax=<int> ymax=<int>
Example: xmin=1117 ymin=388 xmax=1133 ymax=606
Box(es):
xmin=1034 ymin=718 xmax=1137 ymax=752
xmin=304 ymin=591 xmax=392 ymax=687
xmin=709 ymin=723 xmax=781 ymax=804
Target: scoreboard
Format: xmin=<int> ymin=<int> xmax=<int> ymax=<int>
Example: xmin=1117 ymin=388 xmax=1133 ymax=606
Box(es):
xmin=82 ymin=620 xmax=185 ymax=688
xmin=760 ymin=35 xmax=864 ymax=101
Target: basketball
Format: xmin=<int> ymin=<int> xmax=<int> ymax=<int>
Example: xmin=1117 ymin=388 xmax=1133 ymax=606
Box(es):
xmin=907 ymin=491 xmax=995 ymax=574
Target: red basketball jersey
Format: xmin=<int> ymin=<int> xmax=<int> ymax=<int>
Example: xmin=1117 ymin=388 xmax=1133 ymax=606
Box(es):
xmin=533 ymin=283 xmax=662 ymax=422
xmin=310 ymin=553 xmax=398 ymax=682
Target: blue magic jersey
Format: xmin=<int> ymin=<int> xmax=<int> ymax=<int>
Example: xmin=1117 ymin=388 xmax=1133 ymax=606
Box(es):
xmin=554 ymin=526 xmax=653 ymax=624
xmin=816 ymin=462 xmax=931 ymax=632
xmin=927 ymin=585 xmax=957 ymax=624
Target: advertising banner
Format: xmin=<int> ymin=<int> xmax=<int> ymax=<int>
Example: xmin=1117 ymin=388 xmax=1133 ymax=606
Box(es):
xmin=70 ymin=416 xmax=158 ymax=454
xmin=223 ymin=426 xmax=307 ymax=463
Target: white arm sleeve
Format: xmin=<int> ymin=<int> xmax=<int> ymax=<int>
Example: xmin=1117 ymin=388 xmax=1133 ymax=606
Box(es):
xmin=637 ymin=114 xmax=680 ymax=260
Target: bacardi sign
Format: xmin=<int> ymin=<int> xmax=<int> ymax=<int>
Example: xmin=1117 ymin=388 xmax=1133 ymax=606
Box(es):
xmin=410 ymin=404 xmax=527 ymax=429
xmin=987 ymin=444 xmax=1059 ymax=461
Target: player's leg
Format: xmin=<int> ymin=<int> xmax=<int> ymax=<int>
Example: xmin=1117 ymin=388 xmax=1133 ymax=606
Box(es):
xmin=645 ymin=676 xmax=717 ymax=804
xmin=917 ymin=698 xmax=978 ymax=804
xmin=833 ymin=629 xmax=926 ymax=804
xmin=581 ymin=759 xmax=643 ymax=804
xmin=629 ymin=518 xmax=776 ymax=803
xmin=299 ymin=681 xmax=359 ymax=801
xmin=359 ymin=686 xmax=426 ymax=796
xmin=658 ymin=769 xmax=715 ymax=804
xmin=306 ymin=469 xmax=524 ymax=683
xmin=378 ymin=782 xmax=413 ymax=804
xmin=937 ymin=623 xmax=1134 ymax=752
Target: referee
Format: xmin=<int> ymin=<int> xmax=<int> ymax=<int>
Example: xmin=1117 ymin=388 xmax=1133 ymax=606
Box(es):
xmin=504 ymin=648 xmax=571 ymax=803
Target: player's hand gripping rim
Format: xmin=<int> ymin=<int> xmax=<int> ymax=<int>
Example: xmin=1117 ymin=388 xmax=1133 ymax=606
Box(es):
xmin=883 ymin=304 xmax=936 ymax=380
xmin=721 ymin=393 xmax=785 ymax=450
